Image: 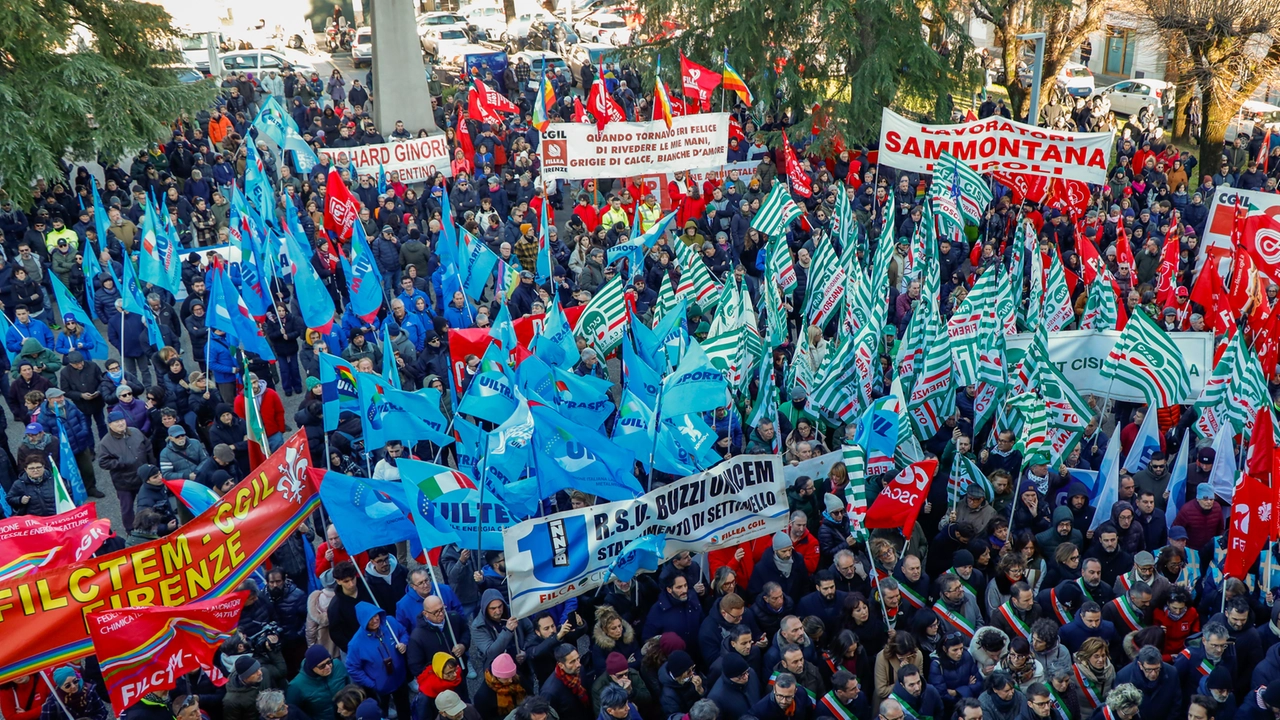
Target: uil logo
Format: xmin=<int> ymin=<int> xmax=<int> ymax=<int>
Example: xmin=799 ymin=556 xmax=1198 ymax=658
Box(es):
xmin=517 ymin=516 xmax=590 ymax=584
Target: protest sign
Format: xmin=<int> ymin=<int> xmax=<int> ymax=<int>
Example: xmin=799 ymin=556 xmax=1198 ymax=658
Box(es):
xmin=878 ymin=108 xmax=1113 ymax=184
xmin=1201 ymin=186 xmax=1280 ymax=275
xmin=539 ymin=114 xmax=731 ymax=180
xmin=0 ymin=506 xmax=112 ymax=581
xmin=783 ymin=449 xmax=844 ymax=485
xmin=317 ymin=136 xmax=453 ymax=184
xmin=504 ymin=454 xmax=788 ymax=617
xmin=89 ymin=592 xmax=246 ymax=711
xmin=0 ymin=432 xmax=317 ymax=684
xmin=1006 ymin=329 xmax=1213 ymax=404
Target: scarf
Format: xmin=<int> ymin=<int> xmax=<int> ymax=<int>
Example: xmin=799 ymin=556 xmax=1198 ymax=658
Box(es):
xmin=484 ymin=672 xmax=527 ymax=716
xmin=776 ymin=554 xmax=793 ymax=577
xmin=554 ymin=665 xmax=589 ymax=706
xmin=417 ymin=666 xmax=462 ymax=698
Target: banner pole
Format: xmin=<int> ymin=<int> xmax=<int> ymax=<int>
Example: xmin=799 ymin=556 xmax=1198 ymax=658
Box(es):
xmin=38 ymin=670 xmax=79 ymax=720
xmin=353 ymin=560 xmax=401 ymax=643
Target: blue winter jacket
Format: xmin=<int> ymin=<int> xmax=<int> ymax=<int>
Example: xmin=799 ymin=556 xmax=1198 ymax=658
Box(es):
xmin=394 ymin=583 xmax=463 ymax=636
xmin=38 ymin=400 xmax=94 ymax=454
xmin=345 ymin=602 xmax=407 ymax=695
xmin=928 ymin=650 xmax=984 ymax=702
xmin=6 ymin=318 xmax=55 ymax=352
xmin=207 ymin=334 xmax=239 ymax=384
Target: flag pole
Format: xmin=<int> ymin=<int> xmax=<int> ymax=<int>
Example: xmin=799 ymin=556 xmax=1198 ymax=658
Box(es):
xmin=423 ymin=556 xmax=464 ymax=667
xmin=38 ymin=671 xmax=80 ymax=720
xmin=353 ymin=560 xmax=401 ymax=642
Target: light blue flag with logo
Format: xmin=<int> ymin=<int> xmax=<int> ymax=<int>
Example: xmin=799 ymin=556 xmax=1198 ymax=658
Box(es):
xmin=486 ymin=400 xmax=542 ymax=517
xmin=514 ymin=353 xmax=557 ymax=404
xmin=529 ymin=403 xmax=641 ymax=501
xmin=356 ymin=371 xmax=392 ymax=450
xmin=138 ymin=197 xmax=169 ymax=292
xmin=343 ymin=220 xmax=384 ymax=323
xmin=612 ymin=389 xmax=655 ymax=470
xmin=655 ymin=413 xmax=722 ymax=475
xmin=660 ymin=339 xmax=728 ymax=418
xmin=244 ymin=141 xmax=276 ymax=220
xmin=1166 ymin=430 xmax=1190 ymax=527
xmin=458 ymin=365 xmax=518 ymax=425
xmin=531 ymin=301 xmax=580 ymax=368
xmin=551 ymin=368 xmax=614 ymax=429
xmin=854 ymin=397 xmax=900 ymax=461
xmin=453 ymin=417 xmax=484 ymax=479
xmin=318 ymin=470 xmax=419 ymax=554
xmin=438 ymin=180 xmax=459 ymax=267
xmin=1122 ymin=408 xmax=1161 ymax=474
xmin=649 ymin=297 xmax=688 ymax=372
xmin=119 ymin=254 xmax=147 ymax=315
xmin=1090 ymin=431 xmax=1122 ymax=532
xmin=460 ymin=231 xmax=499 ymax=302
xmin=283 ymin=126 xmax=318 ymax=173
xmin=536 ymin=199 xmax=553 ymax=283
xmin=607 ymin=210 xmax=678 ymax=266
xmin=399 ymin=458 xmax=516 ymax=551
xmin=281 ymin=196 xmax=337 ymax=332
xmin=212 ymin=264 xmax=275 ymax=360
xmin=50 ymin=275 xmax=107 ymax=361
xmin=490 ymin=301 xmax=518 ymax=354
xmin=622 ymin=331 xmax=661 ymax=408
xmin=381 ymin=386 xmax=454 ymax=447
xmin=378 ymin=163 xmax=388 ymax=195
xmin=602 ymin=533 xmax=667 ymax=583
xmin=140 ymin=311 xmax=164 ymax=351
xmin=319 ymin=353 xmax=359 ymax=431
xmin=55 ymin=418 xmax=87 ymax=505
xmin=86 ymin=185 xmax=112 ymax=312
xmin=382 ymin=322 xmax=401 ymax=390
xmin=628 ymin=308 xmax=662 ymax=371
xmin=234 ymin=230 xmax=271 ymax=321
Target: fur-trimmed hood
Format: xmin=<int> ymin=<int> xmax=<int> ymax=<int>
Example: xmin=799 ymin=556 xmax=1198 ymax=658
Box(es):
xmin=592 ymin=606 xmax=636 ymax=650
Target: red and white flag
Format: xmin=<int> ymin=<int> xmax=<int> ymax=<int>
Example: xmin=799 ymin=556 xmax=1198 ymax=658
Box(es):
xmin=1225 ymin=473 xmax=1273 ymax=580
xmin=586 ymin=76 xmax=626 ymax=132
xmin=781 ymin=131 xmax=812 ymax=198
xmin=456 ymin=109 xmax=475 ymax=173
xmin=679 ymin=52 xmax=722 ymax=112
xmin=572 ymin=96 xmax=587 ymax=123
xmin=1155 ymin=227 xmax=1183 ymax=307
xmin=323 ymin=167 xmax=359 ymax=241
xmin=474 ymin=78 xmax=520 ymax=115
xmin=863 ymin=460 xmax=938 ymax=539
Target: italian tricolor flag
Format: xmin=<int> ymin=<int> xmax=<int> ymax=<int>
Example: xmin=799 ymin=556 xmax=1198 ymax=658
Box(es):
xmin=50 ymin=458 xmax=75 ymax=514
xmin=419 ymin=467 xmax=476 ymax=500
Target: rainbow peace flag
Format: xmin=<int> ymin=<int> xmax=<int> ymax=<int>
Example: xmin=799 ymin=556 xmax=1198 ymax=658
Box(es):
xmin=722 ymin=52 xmax=753 ymax=105
xmin=532 ymin=69 xmax=555 ymax=132
xmin=654 ymin=56 xmax=674 ymax=130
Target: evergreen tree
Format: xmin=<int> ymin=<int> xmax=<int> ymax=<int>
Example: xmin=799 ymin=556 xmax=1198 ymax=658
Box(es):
xmin=0 ymin=0 xmax=215 ymax=196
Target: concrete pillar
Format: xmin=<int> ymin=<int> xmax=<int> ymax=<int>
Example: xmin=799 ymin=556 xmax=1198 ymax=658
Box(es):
xmin=369 ymin=0 xmax=439 ymax=136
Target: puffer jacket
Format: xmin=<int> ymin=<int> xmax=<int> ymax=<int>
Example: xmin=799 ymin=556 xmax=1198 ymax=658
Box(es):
xmin=345 ymin=602 xmax=407 ymax=695
xmin=285 ymin=657 xmax=350 ymax=720
xmin=37 ymin=399 xmax=93 ymax=454
xmin=928 ymin=649 xmax=984 ymax=702
xmin=265 ymin=579 xmax=309 ymax=641
xmin=159 ymin=438 xmax=209 ymax=481
xmin=5 ymin=471 xmax=57 ymax=516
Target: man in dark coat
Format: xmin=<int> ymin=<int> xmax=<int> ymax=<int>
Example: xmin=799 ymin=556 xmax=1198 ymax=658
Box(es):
xmin=1115 ymin=646 xmax=1181 ymax=720
xmin=747 ymin=532 xmax=811 ymax=601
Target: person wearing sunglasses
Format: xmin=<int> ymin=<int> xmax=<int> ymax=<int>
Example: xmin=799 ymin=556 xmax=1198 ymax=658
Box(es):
xmin=41 ymin=667 xmax=109 ymax=720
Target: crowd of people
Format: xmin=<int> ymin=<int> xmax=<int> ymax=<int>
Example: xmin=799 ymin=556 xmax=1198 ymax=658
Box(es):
xmin=2 ymin=22 xmax=1280 ymax=720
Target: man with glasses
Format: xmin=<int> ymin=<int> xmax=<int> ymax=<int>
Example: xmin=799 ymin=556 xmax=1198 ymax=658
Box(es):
xmin=698 ymin=592 xmax=751 ymax=664
xmin=818 ymin=493 xmax=855 ymax=564
xmin=935 ymin=574 xmax=982 ymax=640
xmin=1116 ymin=645 xmax=1180 ymax=720
xmin=407 ymin=590 xmax=471 ymax=680
xmin=1175 ymin=622 xmax=1235 ymax=701
xmin=817 ymin=669 xmax=870 ymax=720
xmin=1102 ymin=582 xmax=1152 ymax=662
xmin=286 ymin=645 xmax=350 ymax=720
xmin=1026 ymin=683 xmax=1056 ymax=720
xmin=751 ymin=672 xmax=815 ymax=720
xmin=41 ymin=667 xmax=109 ymax=720
xmin=831 ymin=549 xmax=865 ymax=594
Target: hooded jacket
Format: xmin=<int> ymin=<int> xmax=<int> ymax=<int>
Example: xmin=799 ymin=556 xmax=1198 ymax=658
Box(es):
xmin=928 ymin=648 xmax=984 ymax=702
xmin=345 ymin=602 xmax=407 ymax=695
xmin=470 ymin=588 xmax=534 ymax=668
xmin=1037 ymin=506 xmax=1084 ymax=556
xmin=12 ymin=338 xmax=60 ymax=382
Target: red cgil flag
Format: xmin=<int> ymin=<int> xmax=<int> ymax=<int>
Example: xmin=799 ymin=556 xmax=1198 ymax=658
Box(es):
xmin=863 ymin=459 xmax=938 ymax=539
xmin=586 ymin=71 xmax=626 ymax=132
xmin=781 ymin=131 xmax=812 ymax=198
xmin=572 ymin=96 xmax=587 ymax=123
xmin=679 ymin=52 xmax=722 ymax=112
xmin=1155 ymin=226 xmax=1184 ymax=307
xmin=456 ymin=109 xmax=475 ymax=174
xmin=1225 ymin=473 xmax=1273 ymax=580
xmin=323 ymin=167 xmax=359 ymax=242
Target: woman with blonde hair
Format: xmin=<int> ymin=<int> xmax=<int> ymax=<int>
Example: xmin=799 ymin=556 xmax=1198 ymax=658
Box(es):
xmin=1070 ymin=637 xmax=1114 ymax=716
xmin=589 ymin=605 xmax=638 ymax=681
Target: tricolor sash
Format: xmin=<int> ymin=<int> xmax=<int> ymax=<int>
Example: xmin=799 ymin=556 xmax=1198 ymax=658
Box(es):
xmin=1050 ymin=589 xmax=1074 ymax=624
xmin=1100 ymin=707 xmax=1118 ymax=720
xmin=934 ymin=603 xmax=977 ymax=639
xmin=1116 ymin=572 xmax=1134 ymax=592
xmin=1076 ymin=578 xmax=1096 ymax=603
xmin=950 ymin=568 xmax=980 ymax=599
xmin=892 ymin=692 xmax=933 ymax=720
xmin=770 ymin=671 xmax=818 ymax=702
xmin=1111 ymin=594 xmax=1145 ymax=633
xmin=1180 ymin=648 xmax=1215 ymax=677
xmin=899 ymin=582 xmax=927 ymax=609
xmin=820 ymin=691 xmax=859 ymax=720
xmin=1048 ymin=685 xmax=1072 ymax=720
xmin=997 ymin=600 xmax=1032 ymax=639
xmin=1073 ymin=665 xmax=1103 ymax=709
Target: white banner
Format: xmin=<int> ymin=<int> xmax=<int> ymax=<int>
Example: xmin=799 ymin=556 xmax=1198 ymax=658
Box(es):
xmin=877 ymin=108 xmax=1113 ymax=185
xmin=316 ymin=136 xmax=453 ymax=184
xmin=1200 ymin=186 xmax=1280 ymax=275
xmin=1006 ymin=329 xmax=1213 ymax=404
xmin=503 ymin=454 xmax=788 ymax=618
xmin=539 ymin=114 xmax=731 ymax=180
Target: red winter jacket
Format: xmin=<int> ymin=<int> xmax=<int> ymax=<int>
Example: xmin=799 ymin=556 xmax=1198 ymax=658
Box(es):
xmin=1171 ymin=500 xmax=1225 ymax=550
xmin=234 ymin=388 xmax=287 ymax=438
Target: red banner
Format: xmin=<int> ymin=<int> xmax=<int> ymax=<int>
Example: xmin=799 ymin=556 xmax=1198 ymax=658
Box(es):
xmin=864 ymin=460 xmax=938 ymax=539
xmin=781 ymin=132 xmax=812 ymax=198
xmin=1226 ymin=473 xmax=1272 ymax=580
xmin=679 ymin=53 xmax=722 ymax=112
xmin=446 ymin=308 xmax=585 ymax=395
xmin=992 ymin=171 xmax=1048 ymax=205
xmin=0 ymin=432 xmax=317 ymax=684
xmin=323 ymin=167 xmax=359 ymax=241
xmin=89 ymin=592 xmax=246 ymax=711
xmin=0 ymin=507 xmax=112 ymax=582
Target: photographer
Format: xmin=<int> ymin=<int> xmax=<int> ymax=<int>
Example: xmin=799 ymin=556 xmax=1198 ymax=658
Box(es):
xmin=218 ymin=628 xmax=287 ymax=720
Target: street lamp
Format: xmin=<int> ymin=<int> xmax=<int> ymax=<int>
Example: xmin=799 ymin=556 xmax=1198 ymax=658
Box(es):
xmin=1017 ymin=31 xmax=1045 ymax=126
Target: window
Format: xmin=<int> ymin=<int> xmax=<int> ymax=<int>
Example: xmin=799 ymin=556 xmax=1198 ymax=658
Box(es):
xmin=260 ymin=54 xmax=284 ymax=68
xmin=1104 ymin=28 xmax=1136 ymax=76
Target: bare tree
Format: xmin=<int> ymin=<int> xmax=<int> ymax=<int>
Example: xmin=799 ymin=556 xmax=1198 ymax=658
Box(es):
xmin=971 ymin=0 xmax=1112 ymax=120
xmin=1142 ymin=0 xmax=1280 ymax=171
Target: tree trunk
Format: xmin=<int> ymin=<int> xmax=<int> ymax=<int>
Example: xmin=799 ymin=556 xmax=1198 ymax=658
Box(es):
xmin=997 ymin=29 xmax=1028 ymax=120
xmin=1199 ymin=85 xmax=1232 ymax=177
xmin=503 ymin=0 xmax=517 ymax=25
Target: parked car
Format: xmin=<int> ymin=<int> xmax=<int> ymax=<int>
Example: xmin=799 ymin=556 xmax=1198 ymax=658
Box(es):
xmin=574 ymin=11 xmax=631 ymax=45
xmin=566 ymin=42 xmax=616 ymax=84
xmin=1055 ymin=62 xmax=1094 ymax=97
xmin=1091 ymin=78 xmax=1175 ymax=118
xmin=422 ymin=27 xmax=486 ymax=67
xmin=351 ymin=27 xmax=372 ymax=68
xmin=501 ymin=8 xmax=557 ymax=41
xmin=1226 ymin=100 xmax=1280 ymax=141
xmin=195 ymin=49 xmax=316 ymax=77
xmin=463 ymin=4 xmax=506 ymax=39
xmin=417 ymin=11 xmax=469 ymax=31
xmin=510 ymin=50 xmax=569 ymax=85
